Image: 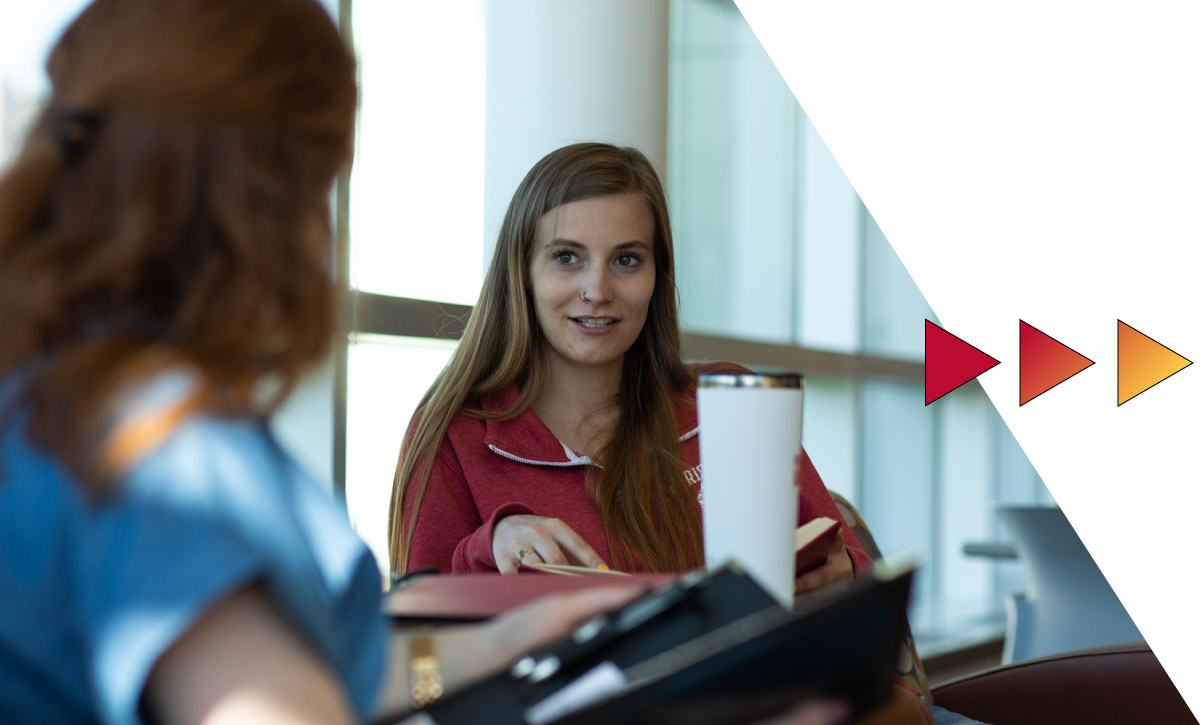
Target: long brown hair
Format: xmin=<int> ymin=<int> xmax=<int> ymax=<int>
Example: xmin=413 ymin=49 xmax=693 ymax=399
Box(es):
xmin=389 ymin=142 xmax=700 ymax=574
xmin=0 ymin=0 xmax=357 ymax=484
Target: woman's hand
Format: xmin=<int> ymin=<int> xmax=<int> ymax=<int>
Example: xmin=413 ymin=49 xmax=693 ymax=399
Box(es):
xmin=379 ymin=587 xmax=856 ymax=722
xmin=378 ymin=586 xmax=644 ymax=717
xmin=478 ymin=586 xmax=644 ymax=669
xmin=794 ymin=531 xmax=855 ymax=597
xmin=492 ymin=514 xmax=606 ymax=573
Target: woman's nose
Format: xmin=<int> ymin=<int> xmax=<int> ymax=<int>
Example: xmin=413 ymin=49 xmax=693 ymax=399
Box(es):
xmin=581 ymin=266 xmax=613 ymax=304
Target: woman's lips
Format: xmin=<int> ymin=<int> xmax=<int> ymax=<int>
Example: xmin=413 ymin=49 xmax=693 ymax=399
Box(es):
xmin=570 ymin=317 xmax=618 ymax=333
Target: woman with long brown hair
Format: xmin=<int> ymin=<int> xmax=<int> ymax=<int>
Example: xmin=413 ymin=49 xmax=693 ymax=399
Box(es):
xmin=0 ymin=1 xmax=377 ymax=722
xmin=389 ymin=142 xmax=870 ymax=587
xmin=0 ymin=4 xmax=661 ymax=724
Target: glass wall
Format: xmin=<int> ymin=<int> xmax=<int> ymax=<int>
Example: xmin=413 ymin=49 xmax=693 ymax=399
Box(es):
xmin=349 ymin=1 xmax=486 ymax=304
xmin=345 ymin=334 xmax=458 ymax=570
xmin=343 ymin=0 xmax=1052 ymax=651
xmin=665 ymin=0 xmax=1049 ymax=651
xmin=343 ymin=0 xmax=489 ymax=569
xmin=1 ymin=0 xmax=1053 ymax=656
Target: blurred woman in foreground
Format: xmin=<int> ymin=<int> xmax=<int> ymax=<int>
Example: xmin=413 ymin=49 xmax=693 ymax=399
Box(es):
xmin=0 ymin=1 xmax=648 ymax=723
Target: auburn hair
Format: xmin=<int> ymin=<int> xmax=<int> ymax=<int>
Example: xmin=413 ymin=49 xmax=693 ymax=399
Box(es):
xmin=389 ymin=142 xmax=701 ymax=574
xmin=0 ymin=0 xmax=357 ymax=484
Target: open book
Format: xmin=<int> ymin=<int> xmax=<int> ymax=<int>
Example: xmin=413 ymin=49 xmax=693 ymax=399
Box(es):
xmin=518 ymin=517 xmax=840 ymax=578
xmin=794 ymin=516 xmax=841 ymax=575
xmin=519 ymin=562 xmax=630 ymax=576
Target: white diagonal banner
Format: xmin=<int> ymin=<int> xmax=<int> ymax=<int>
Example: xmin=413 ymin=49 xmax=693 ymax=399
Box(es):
xmin=736 ymin=0 xmax=1200 ymax=715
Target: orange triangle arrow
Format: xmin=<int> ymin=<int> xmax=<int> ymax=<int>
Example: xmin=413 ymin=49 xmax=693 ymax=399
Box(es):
xmin=1019 ymin=321 xmax=1094 ymax=405
xmin=1117 ymin=320 xmax=1192 ymax=405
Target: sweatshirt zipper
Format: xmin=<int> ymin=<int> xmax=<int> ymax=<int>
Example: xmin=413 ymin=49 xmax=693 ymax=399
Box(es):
xmin=487 ymin=444 xmax=596 ymax=468
xmin=488 ymin=426 xmax=699 ymax=468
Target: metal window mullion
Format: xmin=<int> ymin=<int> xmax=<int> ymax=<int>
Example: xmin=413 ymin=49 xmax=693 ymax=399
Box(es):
xmin=331 ymin=0 xmax=355 ymax=501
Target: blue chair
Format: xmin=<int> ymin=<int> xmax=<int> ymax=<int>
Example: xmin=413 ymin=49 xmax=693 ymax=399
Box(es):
xmin=998 ymin=506 xmax=1142 ymax=664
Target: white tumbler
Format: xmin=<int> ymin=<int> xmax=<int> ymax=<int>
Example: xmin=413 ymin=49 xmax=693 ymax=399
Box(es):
xmin=698 ymin=372 xmax=804 ymax=607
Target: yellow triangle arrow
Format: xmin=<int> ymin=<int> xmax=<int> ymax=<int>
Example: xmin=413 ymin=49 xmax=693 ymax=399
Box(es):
xmin=1117 ymin=320 xmax=1192 ymax=405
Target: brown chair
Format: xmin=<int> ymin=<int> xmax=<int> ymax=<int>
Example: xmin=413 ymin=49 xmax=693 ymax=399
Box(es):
xmin=931 ymin=641 xmax=1197 ymax=725
xmin=856 ymin=687 xmax=936 ymax=725
xmin=829 ymin=491 xmax=934 ymax=704
xmin=829 ymin=492 xmax=938 ymax=724
xmin=831 ymin=493 xmax=1197 ymax=724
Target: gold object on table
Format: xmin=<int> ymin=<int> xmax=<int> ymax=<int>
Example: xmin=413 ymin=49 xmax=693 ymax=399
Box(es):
xmin=409 ymin=629 xmax=444 ymax=709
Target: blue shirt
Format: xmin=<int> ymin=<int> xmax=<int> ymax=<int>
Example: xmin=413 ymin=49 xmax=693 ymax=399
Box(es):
xmin=0 ymin=372 xmax=386 ymax=724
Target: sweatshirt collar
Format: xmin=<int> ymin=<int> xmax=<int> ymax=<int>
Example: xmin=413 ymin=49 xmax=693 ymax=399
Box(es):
xmin=481 ymin=385 xmax=699 ymax=467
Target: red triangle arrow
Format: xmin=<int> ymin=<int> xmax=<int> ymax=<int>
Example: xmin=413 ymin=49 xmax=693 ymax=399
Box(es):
xmin=1019 ymin=320 xmax=1094 ymax=405
xmin=925 ymin=320 xmax=1001 ymax=405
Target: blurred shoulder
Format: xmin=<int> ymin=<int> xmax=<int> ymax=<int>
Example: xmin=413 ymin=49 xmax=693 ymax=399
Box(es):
xmin=105 ymin=370 xmax=296 ymax=503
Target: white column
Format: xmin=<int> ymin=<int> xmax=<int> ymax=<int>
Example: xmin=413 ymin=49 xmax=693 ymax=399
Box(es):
xmin=482 ymin=0 xmax=669 ymax=262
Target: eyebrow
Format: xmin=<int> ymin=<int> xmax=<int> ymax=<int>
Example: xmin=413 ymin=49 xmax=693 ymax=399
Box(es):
xmin=542 ymin=239 xmax=652 ymax=252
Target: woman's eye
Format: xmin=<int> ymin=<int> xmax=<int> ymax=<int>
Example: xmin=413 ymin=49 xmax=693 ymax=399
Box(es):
xmin=615 ymin=253 xmax=641 ymax=267
xmin=553 ymin=250 xmax=579 ymax=264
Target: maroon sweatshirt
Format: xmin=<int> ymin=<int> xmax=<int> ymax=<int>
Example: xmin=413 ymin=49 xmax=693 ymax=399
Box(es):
xmin=402 ymin=370 xmax=871 ymax=576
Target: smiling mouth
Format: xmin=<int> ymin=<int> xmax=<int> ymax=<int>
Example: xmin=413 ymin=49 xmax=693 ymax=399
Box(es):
xmin=572 ymin=317 xmax=616 ymax=328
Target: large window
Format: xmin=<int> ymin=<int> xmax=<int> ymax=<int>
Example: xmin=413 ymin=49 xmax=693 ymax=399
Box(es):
xmin=2 ymin=0 xmax=1053 ymax=658
xmin=343 ymin=0 xmax=488 ymax=570
xmin=665 ymin=0 xmax=1052 ymax=651
xmin=345 ymin=0 xmax=1054 ymax=654
xmin=349 ymin=1 xmax=486 ymax=304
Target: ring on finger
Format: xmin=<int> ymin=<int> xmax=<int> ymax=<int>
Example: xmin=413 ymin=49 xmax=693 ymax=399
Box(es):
xmin=517 ymin=548 xmax=531 ymax=561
